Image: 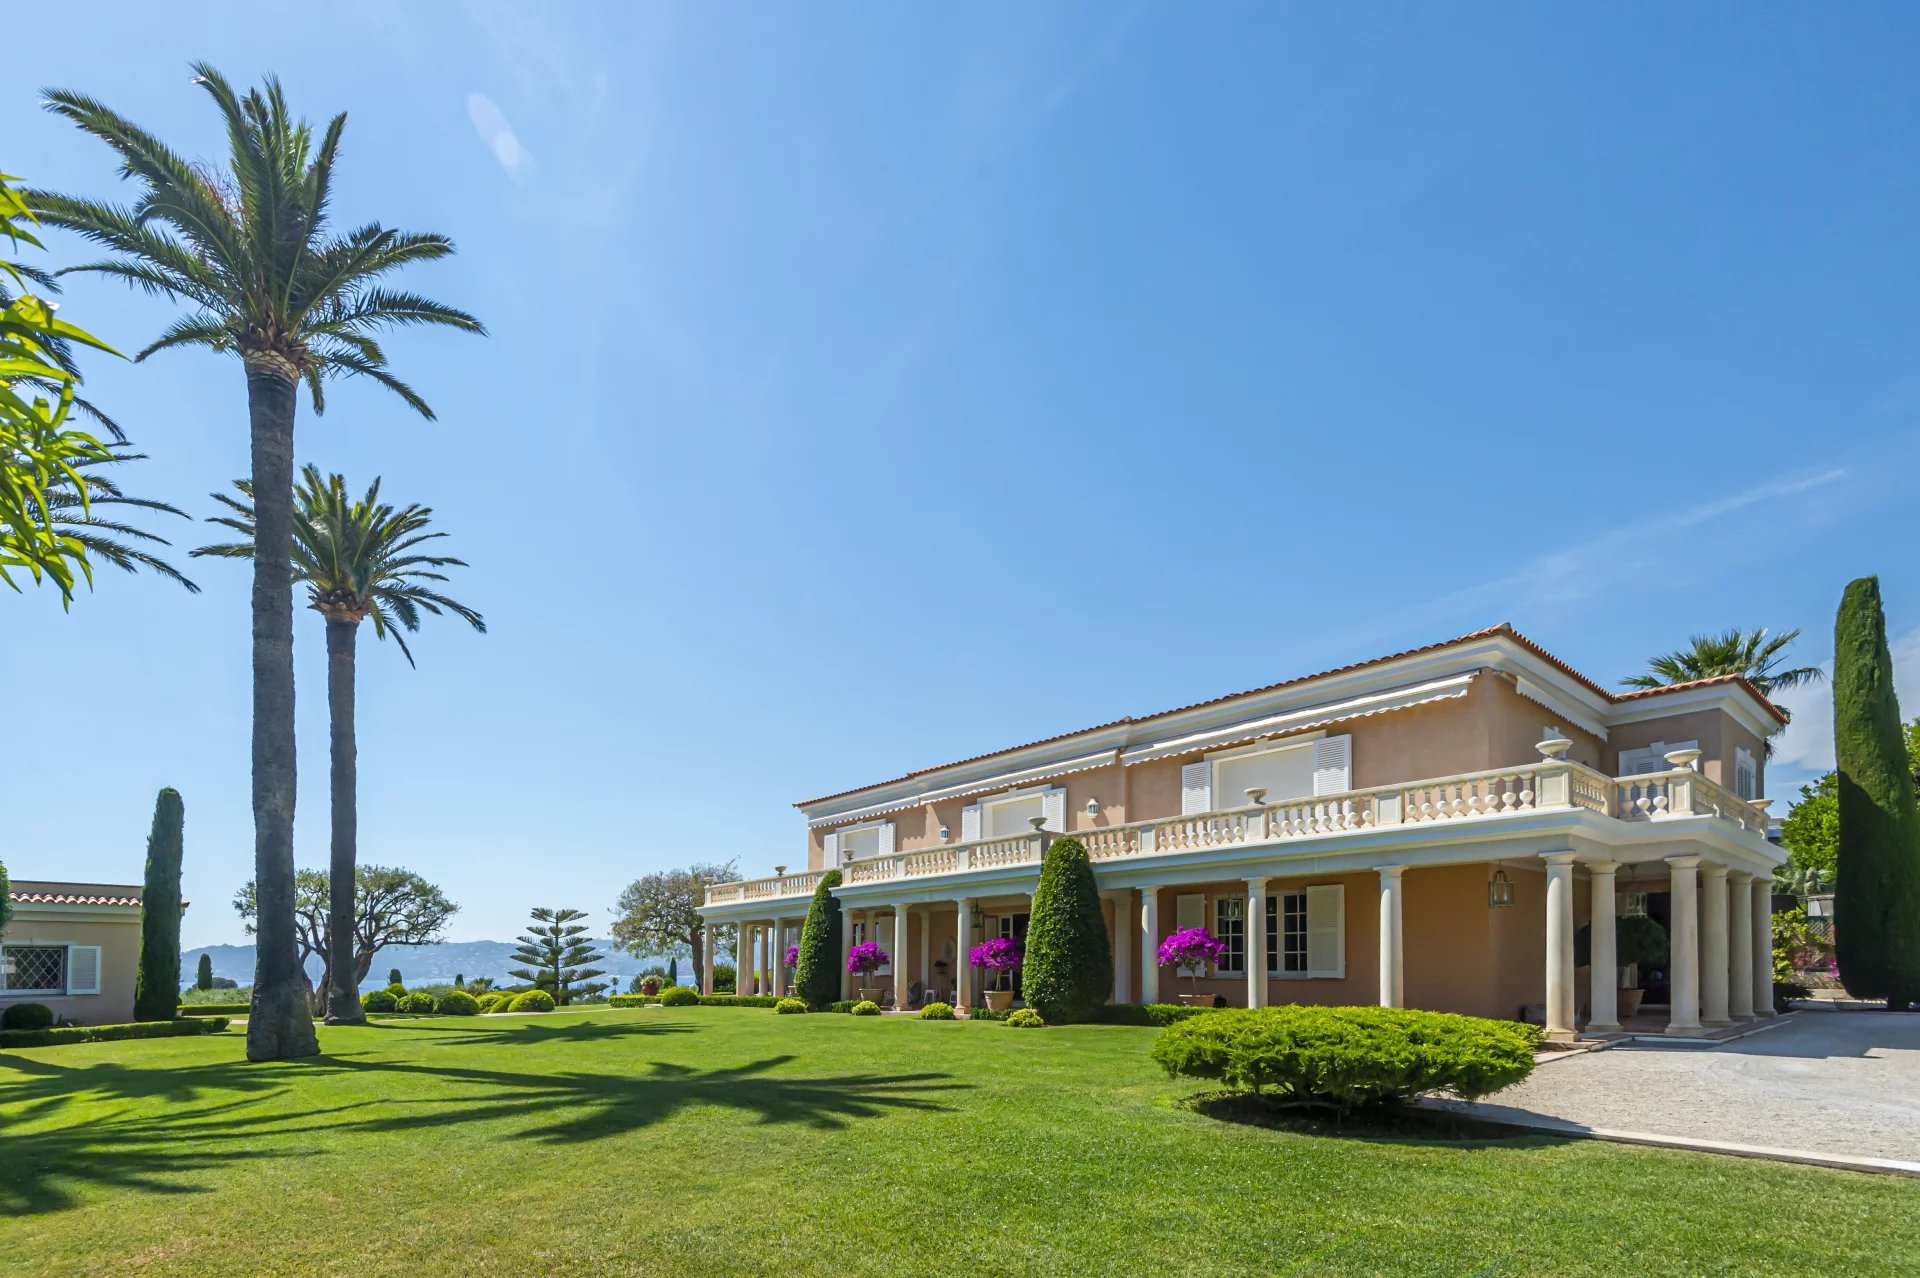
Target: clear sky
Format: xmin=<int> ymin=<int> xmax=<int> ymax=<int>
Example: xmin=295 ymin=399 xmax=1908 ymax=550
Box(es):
xmin=10 ymin=4 xmax=1919 ymax=948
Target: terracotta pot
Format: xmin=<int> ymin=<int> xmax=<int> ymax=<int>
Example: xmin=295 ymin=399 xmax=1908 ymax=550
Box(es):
xmin=858 ymin=987 xmax=885 ymax=1005
xmin=985 ymin=990 xmax=1015 ymax=1012
xmin=1178 ymin=993 xmax=1220 ymax=1009
xmin=1618 ymin=987 xmax=1644 ymax=1018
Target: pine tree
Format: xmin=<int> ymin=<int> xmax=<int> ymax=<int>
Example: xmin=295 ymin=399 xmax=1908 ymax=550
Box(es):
xmin=793 ymin=870 xmax=844 ymax=1009
xmin=196 ymin=953 xmax=214 ymax=991
xmin=1833 ymin=577 xmax=1920 ymax=1010
xmin=134 ymin=789 xmax=185 ymax=1021
xmin=508 ymin=908 xmax=609 ymax=1004
xmin=1022 ymin=838 xmax=1113 ymax=1023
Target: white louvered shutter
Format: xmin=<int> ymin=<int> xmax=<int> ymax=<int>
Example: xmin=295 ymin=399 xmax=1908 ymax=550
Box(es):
xmin=1180 ymin=760 xmax=1212 ymax=814
xmin=822 ymin=831 xmax=840 ymax=866
xmin=66 ymin=944 xmax=102 ymax=995
xmin=1734 ymin=748 xmax=1757 ymax=801
xmin=961 ymin=803 xmax=982 ymax=841
xmin=1305 ymin=885 xmax=1344 ymax=978
xmin=877 ymin=919 xmax=894 ymax=975
xmin=1312 ymin=735 xmax=1352 ymax=796
xmin=1041 ymin=787 xmax=1066 ymax=832
xmin=1175 ymin=893 xmax=1206 ymax=975
xmin=876 ymin=821 xmax=895 ymax=857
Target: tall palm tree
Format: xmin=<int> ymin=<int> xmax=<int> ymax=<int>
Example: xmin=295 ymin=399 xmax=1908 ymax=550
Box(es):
xmin=45 ymin=449 xmax=199 ymax=592
xmin=1622 ymin=627 xmax=1824 ymax=699
xmin=197 ymin=465 xmax=484 ymax=1022
xmin=30 ymin=68 xmax=482 ymax=1059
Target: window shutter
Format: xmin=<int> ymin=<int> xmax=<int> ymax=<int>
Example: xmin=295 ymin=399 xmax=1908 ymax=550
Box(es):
xmin=876 ymin=919 xmax=894 ymax=975
xmin=1041 ymin=787 xmax=1066 ymax=832
xmin=1180 ymin=761 xmax=1212 ymax=815
xmin=1175 ymin=893 xmax=1206 ymax=976
xmin=1305 ymin=885 xmax=1344 ymax=978
xmin=876 ymin=821 xmax=895 ymax=857
xmin=961 ymin=803 xmax=982 ymax=841
xmin=1312 ymin=735 xmax=1352 ymax=796
xmin=66 ymin=944 xmax=102 ymax=995
xmin=822 ymin=831 xmax=840 ymax=866
xmin=1734 ymin=748 xmax=1757 ymax=801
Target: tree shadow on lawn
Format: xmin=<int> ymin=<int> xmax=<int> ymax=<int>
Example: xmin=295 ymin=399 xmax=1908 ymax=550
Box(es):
xmin=400 ymin=1016 xmax=700 ymax=1050
xmin=1183 ymin=1091 xmax=1575 ymax=1151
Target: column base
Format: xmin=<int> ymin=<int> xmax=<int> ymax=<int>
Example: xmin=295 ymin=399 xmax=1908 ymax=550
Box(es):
xmin=1702 ymin=1016 xmax=1732 ymax=1027
xmin=1665 ymin=1021 xmax=1705 ymax=1036
xmin=1545 ymin=1028 xmax=1578 ymax=1044
xmin=1585 ymin=1021 xmax=1620 ymax=1033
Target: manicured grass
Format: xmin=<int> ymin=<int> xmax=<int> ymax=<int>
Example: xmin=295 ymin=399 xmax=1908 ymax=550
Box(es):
xmin=2 ymin=1008 xmax=1916 ymax=1276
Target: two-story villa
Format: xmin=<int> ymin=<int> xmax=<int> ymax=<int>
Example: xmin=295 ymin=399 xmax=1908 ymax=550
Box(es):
xmin=698 ymin=624 xmax=1783 ymax=1040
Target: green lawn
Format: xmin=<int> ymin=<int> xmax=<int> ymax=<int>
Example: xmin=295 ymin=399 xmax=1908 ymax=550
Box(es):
xmin=1 ymin=1009 xmax=1915 ymax=1276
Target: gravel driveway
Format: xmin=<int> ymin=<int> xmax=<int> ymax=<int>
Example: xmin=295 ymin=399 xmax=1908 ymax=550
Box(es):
xmin=1454 ymin=1008 xmax=1920 ymax=1163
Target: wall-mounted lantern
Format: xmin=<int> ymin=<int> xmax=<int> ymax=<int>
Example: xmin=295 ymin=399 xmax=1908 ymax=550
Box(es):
xmin=1488 ymin=868 xmax=1515 ymax=909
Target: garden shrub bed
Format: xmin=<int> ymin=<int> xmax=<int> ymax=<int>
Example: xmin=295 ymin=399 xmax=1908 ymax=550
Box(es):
xmin=1092 ymin=1003 xmax=1219 ymax=1027
xmin=1150 ymin=1006 xmax=1537 ymax=1109
xmin=0 ymin=1017 xmax=230 ymax=1050
xmin=178 ymin=1003 xmax=250 ymax=1017
xmin=607 ymin=994 xmax=658 ymax=1008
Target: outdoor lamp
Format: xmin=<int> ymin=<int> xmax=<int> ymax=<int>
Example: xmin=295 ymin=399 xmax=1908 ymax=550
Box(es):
xmin=1487 ymin=869 xmax=1515 ymax=909
xmin=971 ymin=913 xmax=986 ymax=940
xmin=939 ymin=825 xmax=951 ymax=842
xmin=1085 ymin=796 xmax=1099 ymax=817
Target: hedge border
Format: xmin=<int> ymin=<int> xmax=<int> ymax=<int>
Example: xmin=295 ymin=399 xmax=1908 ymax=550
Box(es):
xmin=179 ymin=1003 xmax=250 ymax=1017
xmin=0 ymin=1017 xmax=230 ymax=1050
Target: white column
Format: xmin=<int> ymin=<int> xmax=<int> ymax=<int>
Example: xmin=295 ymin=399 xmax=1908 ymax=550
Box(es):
xmin=1139 ymin=889 xmax=1161 ymax=1006
xmin=701 ymin=920 xmax=716 ymax=994
xmin=1543 ymin=853 xmax=1577 ymax=1041
xmin=1587 ymin=860 xmax=1620 ymax=1032
xmin=1728 ymin=875 xmax=1755 ymax=1019
xmin=1377 ymin=866 xmax=1405 ymax=1009
xmin=1666 ymin=856 xmax=1702 ymax=1034
xmin=893 ymin=905 xmax=911 ymax=1010
xmin=1245 ymin=877 xmax=1270 ymax=1009
xmin=1701 ymin=863 xmax=1730 ymax=1026
xmin=770 ymin=920 xmax=785 ymax=998
xmin=955 ymin=898 xmax=974 ymax=1012
xmin=744 ymin=921 xmax=760 ymax=994
xmin=1752 ymin=879 xmax=1775 ymax=1015
xmin=1104 ymin=891 xmax=1130 ymax=1003
xmin=918 ymin=907 xmax=930 ymax=1002
xmin=842 ymin=909 xmax=862 ymax=1001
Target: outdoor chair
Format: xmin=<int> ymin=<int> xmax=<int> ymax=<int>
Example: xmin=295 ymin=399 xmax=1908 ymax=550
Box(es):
xmin=908 ymin=981 xmax=927 ymax=1009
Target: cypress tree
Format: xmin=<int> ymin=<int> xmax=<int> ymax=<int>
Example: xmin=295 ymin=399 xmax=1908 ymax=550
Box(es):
xmin=793 ymin=869 xmax=844 ymax=1009
xmin=1834 ymin=576 xmax=1920 ymax=1010
xmin=196 ymin=953 xmax=214 ymax=991
xmin=1022 ymin=838 xmax=1113 ymax=1023
xmin=133 ymin=788 xmax=185 ymax=1021
xmin=0 ymin=858 xmax=12 ymax=944
xmin=389 ymin=967 xmax=403 ymax=987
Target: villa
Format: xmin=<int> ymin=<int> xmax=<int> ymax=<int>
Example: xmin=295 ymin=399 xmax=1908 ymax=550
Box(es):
xmin=698 ymin=624 xmax=1784 ymax=1040
xmin=1 ymin=881 xmax=151 ymax=1025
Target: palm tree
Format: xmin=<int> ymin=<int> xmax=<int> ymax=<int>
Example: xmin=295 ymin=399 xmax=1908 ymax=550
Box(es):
xmin=1623 ymin=627 xmax=1824 ymax=700
xmin=44 ymin=449 xmax=198 ymax=592
xmin=30 ymin=68 xmax=482 ymax=1059
xmin=197 ymin=465 xmax=484 ymax=1022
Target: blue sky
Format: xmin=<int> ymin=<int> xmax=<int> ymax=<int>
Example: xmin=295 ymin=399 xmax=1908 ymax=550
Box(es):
xmin=11 ymin=4 xmax=1919 ymax=947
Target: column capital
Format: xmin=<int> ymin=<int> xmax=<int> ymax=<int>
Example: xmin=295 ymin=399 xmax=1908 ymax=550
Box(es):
xmin=1374 ymin=864 xmax=1407 ymax=879
xmin=1665 ymin=854 xmax=1702 ymax=869
xmin=1540 ymin=851 xmax=1580 ymax=866
xmin=1699 ymin=861 xmax=1730 ymax=881
xmin=1244 ymin=875 xmax=1270 ymax=891
xmin=1583 ymin=859 xmax=1621 ymax=875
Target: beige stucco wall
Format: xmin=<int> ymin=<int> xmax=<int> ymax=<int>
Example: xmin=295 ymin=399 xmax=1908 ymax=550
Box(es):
xmin=2 ymin=907 xmax=142 ymax=1026
xmin=1610 ymin=708 xmax=1768 ymax=796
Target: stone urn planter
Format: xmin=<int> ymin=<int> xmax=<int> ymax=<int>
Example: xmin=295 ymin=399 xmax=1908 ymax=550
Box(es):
xmin=985 ymin=990 xmax=1016 ymax=1013
xmin=1618 ymin=986 xmax=1645 ymax=1018
xmin=858 ymin=987 xmax=885 ymax=1005
xmin=1177 ymin=993 xmax=1222 ymax=1009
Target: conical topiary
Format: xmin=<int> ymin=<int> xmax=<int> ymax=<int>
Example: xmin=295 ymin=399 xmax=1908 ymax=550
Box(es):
xmin=133 ymin=788 xmax=185 ymax=1021
xmin=196 ymin=953 xmax=214 ymax=991
xmin=1022 ymin=837 xmax=1114 ymax=1024
xmin=793 ymin=869 xmax=844 ymax=1009
xmin=1833 ymin=576 xmax=1920 ymax=1010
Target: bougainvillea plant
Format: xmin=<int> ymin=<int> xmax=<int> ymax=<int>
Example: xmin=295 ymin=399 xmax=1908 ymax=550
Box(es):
xmin=784 ymin=944 xmax=800 ymax=970
xmin=968 ymin=937 xmax=1023 ymax=973
xmin=846 ymin=941 xmax=890 ymax=979
xmin=1157 ymin=926 xmax=1228 ymax=997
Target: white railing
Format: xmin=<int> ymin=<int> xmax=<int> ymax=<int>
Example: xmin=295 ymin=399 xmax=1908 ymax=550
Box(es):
xmin=704 ymin=758 xmax=1769 ymax=903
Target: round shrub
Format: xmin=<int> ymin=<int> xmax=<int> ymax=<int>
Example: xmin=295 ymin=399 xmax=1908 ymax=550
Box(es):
xmin=918 ymin=1001 xmax=955 ymax=1020
xmin=775 ymin=997 xmax=808 ymax=1015
xmin=483 ymin=993 xmax=517 ymax=1013
xmin=359 ymin=988 xmax=398 ymax=1013
xmin=398 ymin=992 xmax=437 ymax=1014
xmin=436 ymin=990 xmax=481 ymax=1016
xmin=1006 ymin=1008 xmax=1045 ymax=1028
xmin=659 ymin=985 xmax=699 ymax=1007
xmin=2 ymin=1002 xmax=54 ymax=1031
xmin=384 ymin=982 xmax=408 ymax=999
xmin=508 ymin=990 xmax=556 ymax=1013
xmin=849 ymin=999 xmax=881 ymax=1016
xmin=1150 ymin=1006 xmax=1538 ymax=1108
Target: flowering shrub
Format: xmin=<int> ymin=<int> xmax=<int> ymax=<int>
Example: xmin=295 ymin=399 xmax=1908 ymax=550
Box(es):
xmin=846 ymin=941 xmax=890 ymax=979
xmin=850 ymin=999 xmax=881 ymax=1016
xmin=1006 ymin=1008 xmax=1045 ymax=1028
xmin=1157 ymin=927 xmax=1228 ymax=998
xmin=919 ymin=1001 xmax=955 ymax=1020
xmin=785 ymin=944 xmax=800 ymax=969
xmin=968 ymin=937 xmax=1023 ymax=974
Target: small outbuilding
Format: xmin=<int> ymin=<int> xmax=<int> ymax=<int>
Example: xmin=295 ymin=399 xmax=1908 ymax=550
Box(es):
xmin=2 ymin=881 xmax=152 ymax=1025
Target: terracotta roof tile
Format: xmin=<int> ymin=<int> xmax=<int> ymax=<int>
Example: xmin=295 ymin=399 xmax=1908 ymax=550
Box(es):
xmin=9 ymin=889 xmax=143 ymax=907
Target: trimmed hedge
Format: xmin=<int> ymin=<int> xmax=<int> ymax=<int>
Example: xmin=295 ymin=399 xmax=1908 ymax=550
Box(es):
xmin=775 ymin=998 xmax=808 ymax=1015
xmin=608 ymin=994 xmax=656 ymax=1008
xmin=481 ymin=993 xmax=517 ymax=1014
xmin=919 ymin=1002 xmax=955 ymax=1020
xmin=436 ymin=990 xmax=481 ymax=1016
xmin=1091 ymin=1003 xmax=1218 ymax=1027
xmin=398 ymin=992 xmax=437 ymax=1014
xmin=659 ymin=985 xmax=699 ymax=1007
xmin=850 ymin=999 xmax=881 ymax=1016
xmin=1150 ymin=1006 xmax=1538 ymax=1107
xmin=178 ymin=1003 xmax=250 ymax=1017
xmin=0 ymin=1016 xmax=229 ymax=1050
xmin=508 ymin=990 xmax=556 ymax=1013
xmin=361 ymin=989 xmax=399 ymax=1013
xmin=967 ymin=1005 xmax=1010 ymax=1022
xmin=2 ymin=1002 xmax=56 ymax=1031
xmin=793 ymin=869 xmax=844 ymax=1009
xmin=701 ymin=994 xmax=780 ymax=1008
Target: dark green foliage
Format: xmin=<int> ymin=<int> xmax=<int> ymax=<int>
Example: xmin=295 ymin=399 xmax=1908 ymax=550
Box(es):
xmin=1021 ymin=838 xmax=1113 ymax=1024
xmin=697 ymin=994 xmax=779 ymax=1007
xmin=659 ymin=986 xmax=699 ymax=1007
xmin=850 ymin=999 xmax=881 ymax=1016
xmin=133 ymin=788 xmax=185 ymax=1022
xmin=453 ymin=974 xmax=464 ymax=988
xmin=1005 ymin=1008 xmax=1045 ymax=1028
xmin=435 ymin=990 xmax=480 ymax=1016
xmin=825 ymin=1000 xmax=863 ymax=1014
xmin=1833 ymin=577 xmax=1920 ymax=1007
xmin=360 ymin=989 xmax=398 ymax=1013
xmin=1773 ymin=980 xmax=1810 ymax=1008
xmin=1616 ymin=915 xmax=1669 ymax=970
xmin=195 ymin=953 xmax=214 ymax=991
xmin=481 ymin=993 xmax=516 ymax=1014
xmin=775 ymin=997 xmax=808 ymax=1015
xmin=389 ymin=968 xmax=404 ymax=987
xmin=1090 ymin=1003 xmax=1218 ymax=1026
xmin=508 ymin=990 xmax=556 ymax=1013
xmin=398 ymin=992 xmax=436 ymax=1013
xmin=607 ymin=994 xmax=655 ymax=1008
xmin=0 ymin=859 xmax=9 ymax=942
xmin=2 ymin=1002 xmax=54 ymax=1030
xmin=178 ymin=1004 xmax=250 ymax=1017
xmin=967 ymin=1005 xmax=1011 ymax=1021
xmin=0 ymin=1016 xmax=228 ymax=1050
xmin=1150 ymin=1006 xmax=1538 ymax=1107
xmin=712 ymin=963 xmax=736 ymax=993
xmin=794 ymin=869 xmax=845 ymax=1009
xmin=918 ymin=1002 xmax=955 ymax=1020
xmin=508 ymin=907 xmax=610 ymax=1004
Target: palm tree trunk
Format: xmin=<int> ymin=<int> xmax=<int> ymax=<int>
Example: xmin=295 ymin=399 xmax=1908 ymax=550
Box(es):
xmin=324 ymin=614 xmax=366 ymax=1023
xmin=243 ymin=353 xmax=320 ymax=1062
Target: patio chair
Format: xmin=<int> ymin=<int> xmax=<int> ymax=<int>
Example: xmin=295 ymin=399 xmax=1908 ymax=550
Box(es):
xmin=908 ymin=981 xmax=926 ymax=1010
xmin=879 ymin=988 xmax=896 ymax=1009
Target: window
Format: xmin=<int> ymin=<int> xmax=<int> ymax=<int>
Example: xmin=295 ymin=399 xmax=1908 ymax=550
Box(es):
xmin=1 ymin=945 xmax=65 ymax=993
xmin=1214 ymin=897 xmax=1246 ymax=976
xmin=1261 ymin=887 xmax=1343 ymax=978
xmin=1266 ymin=893 xmax=1309 ymax=974
xmin=1734 ymin=747 xmax=1757 ymax=801
xmin=1618 ymin=740 xmax=1700 ymax=776
xmin=969 ymin=787 xmax=1066 ymax=840
xmin=830 ymin=821 xmax=894 ymax=865
xmin=1185 ymin=736 xmax=1353 ymax=815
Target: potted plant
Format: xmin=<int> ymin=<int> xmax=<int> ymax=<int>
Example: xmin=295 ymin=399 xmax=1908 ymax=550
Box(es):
xmin=1157 ymin=927 xmax=1228 ymax=1006
xmin=846 ymin=941 xmax=889 ymax=1004
xmin=784 ymin=944 xmax=799 ymax=978
xmin=969 ymin=937 xmax=1023 ymax=1012
xmin=1616 ymin=914 xmax=1668 ymax=1019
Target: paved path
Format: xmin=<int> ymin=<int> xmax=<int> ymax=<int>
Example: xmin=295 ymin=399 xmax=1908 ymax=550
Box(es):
xmin=1456 ymin=1009 xmax=1920 ymax=1163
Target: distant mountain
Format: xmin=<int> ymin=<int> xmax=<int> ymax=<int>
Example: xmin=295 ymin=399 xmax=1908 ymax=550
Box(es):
xmin=180 ymin=940 xmax=672 ymax=989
